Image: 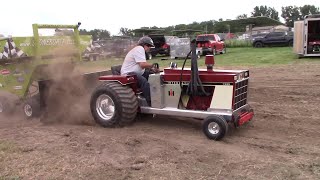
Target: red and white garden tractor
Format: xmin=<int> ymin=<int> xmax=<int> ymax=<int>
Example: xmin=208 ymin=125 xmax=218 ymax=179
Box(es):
xmin=90 ymin=40 xmax=254 ymax=140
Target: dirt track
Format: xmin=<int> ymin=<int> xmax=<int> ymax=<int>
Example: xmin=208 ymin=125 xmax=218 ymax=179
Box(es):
xmin=1 ymin=62 xmax=320 ymax=179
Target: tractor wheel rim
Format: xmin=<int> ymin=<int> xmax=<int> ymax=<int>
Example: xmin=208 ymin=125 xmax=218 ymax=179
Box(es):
xmin=24 ymin=104 xmax=33 ymax=117
xmin=208 ymin=122 xmax=220 ymax=135
xmin=0 ymin=102 xmax=3 ymax=113
xmin=96 ymin=94 xmax=115 ymax=121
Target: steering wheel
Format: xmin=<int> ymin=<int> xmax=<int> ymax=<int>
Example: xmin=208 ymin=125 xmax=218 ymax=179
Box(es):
xmin=152 ymin=63 xmax=159 ymax=69
xmin=150 ymin=63 xmax=160 ymax=74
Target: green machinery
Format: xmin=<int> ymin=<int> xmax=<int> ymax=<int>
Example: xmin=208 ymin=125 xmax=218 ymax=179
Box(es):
xmin=0 ymin=23 xmax=108 ymax=118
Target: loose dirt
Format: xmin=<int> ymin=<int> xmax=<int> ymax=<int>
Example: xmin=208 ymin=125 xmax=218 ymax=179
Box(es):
xmin=0 ymin=62 xmax=320 ymax=179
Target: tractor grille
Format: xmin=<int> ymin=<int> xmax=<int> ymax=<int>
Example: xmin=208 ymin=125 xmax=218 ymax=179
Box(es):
xmin=234 ymin=79 xmax=249 ymax=110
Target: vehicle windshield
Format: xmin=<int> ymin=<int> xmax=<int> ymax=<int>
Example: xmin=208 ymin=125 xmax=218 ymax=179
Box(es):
xmin=197 ymin=35 xmax=215 ymax=41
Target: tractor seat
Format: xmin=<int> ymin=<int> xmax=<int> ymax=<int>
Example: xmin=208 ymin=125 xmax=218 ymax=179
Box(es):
xmin=111 ymin=65 xmax=142 ymax=94
xmin=111 ymin=65 xmax=122 ymax=75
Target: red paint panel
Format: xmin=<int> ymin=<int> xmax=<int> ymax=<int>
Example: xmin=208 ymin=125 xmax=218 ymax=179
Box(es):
xmin=163 ymin=74 xmax=235 ymax=83
xmin=238 ymin=111 xmax=254 ymax=126
xmin=99 ymin=75 xmax=137 ymax=85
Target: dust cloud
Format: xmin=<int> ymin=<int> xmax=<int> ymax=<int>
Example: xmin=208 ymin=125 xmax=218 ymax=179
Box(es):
xmin=38 ymin=45 xmax=98 ymax=125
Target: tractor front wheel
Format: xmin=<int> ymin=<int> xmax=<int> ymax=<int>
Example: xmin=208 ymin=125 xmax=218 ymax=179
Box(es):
xmin=202 ymin=116 xmax=228 ymax=140
xmin=90 ymin=82 xmax=138 ymax=127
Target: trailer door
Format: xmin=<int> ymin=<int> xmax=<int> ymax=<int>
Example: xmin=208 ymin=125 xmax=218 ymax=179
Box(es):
xmin=293 ymin=21 xmax=304 ymax=55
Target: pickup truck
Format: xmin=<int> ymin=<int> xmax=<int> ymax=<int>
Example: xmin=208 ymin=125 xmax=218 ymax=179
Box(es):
xmin=196 ymin=34 xmax=226 ymax=56
xmin=252 ymin=31 xmax=294 ymax=48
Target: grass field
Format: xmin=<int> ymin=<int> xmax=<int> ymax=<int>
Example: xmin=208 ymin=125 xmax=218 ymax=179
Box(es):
xmin=76 ymin=47 xmax=320 ymax=72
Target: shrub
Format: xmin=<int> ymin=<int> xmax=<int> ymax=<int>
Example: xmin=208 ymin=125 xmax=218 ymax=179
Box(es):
xmin=225 ymin=39 xmax=252 ymax=48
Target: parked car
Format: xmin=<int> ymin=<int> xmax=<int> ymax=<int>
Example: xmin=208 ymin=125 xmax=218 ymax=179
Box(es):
xmin=196 ymin=34 xmax=226 ymax=56
xmin=148 ymin=34 xmax=173 ymax=58
xmin=252 ymin=31 xmax=294 ymax=48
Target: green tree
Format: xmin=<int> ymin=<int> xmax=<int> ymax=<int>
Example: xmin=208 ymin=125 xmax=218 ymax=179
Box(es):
xmin=268 ymin=7 xmax=280 ymax=21
xmin=79 ymin=29 xmax=110 ymax=41
xmin=281 ymin=6 xmax=301 ymax=27
xmin=236 ymin=14 xmax=248 ymax=19
xmin=299 ymin=5 xmax=320 ymax=18
xmin=174 ymin=24 xmax=188 ymax=30
xmin=193 ymin=21 xmax=214 ymax=33
xmin=251 ymin=6 xmax=279 ymax=20
xmin=119 ymin=27 xmax=133 ymax=36
xmin=252 ymin=6 xmax=268 ymax=17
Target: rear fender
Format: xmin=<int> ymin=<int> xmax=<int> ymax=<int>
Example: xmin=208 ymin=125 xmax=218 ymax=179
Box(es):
xmin=98 ymin=75 xmax=139 ymax=93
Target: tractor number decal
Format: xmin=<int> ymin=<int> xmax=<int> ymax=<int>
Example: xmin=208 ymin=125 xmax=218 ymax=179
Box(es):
xmin=168 ymin=89 xmax=175 ymax=96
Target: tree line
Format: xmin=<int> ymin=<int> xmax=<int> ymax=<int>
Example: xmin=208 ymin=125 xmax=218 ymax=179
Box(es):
xmin=80 ymin=4 xmax=319 ymax=40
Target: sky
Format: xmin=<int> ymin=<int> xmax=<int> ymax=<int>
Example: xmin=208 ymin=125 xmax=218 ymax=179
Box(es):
xmin=0 ymin=0 xmax=318 ymax=37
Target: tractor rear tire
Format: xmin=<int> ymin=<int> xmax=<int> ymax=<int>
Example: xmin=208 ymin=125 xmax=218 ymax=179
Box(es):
xmin=23 ymin=94 xmax=41 ymax=119
xmin=202 ymin=116 xmax=228 ymax=141
xmin=90 ymin=82 xmax=138 ymax=127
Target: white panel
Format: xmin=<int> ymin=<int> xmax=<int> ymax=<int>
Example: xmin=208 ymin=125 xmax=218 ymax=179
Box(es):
xmin=210 ymin=85 xmax=233 ymax=109
xmin=164 ymin=84 xmax=181 ymax=108
xmin=149 ymin=74 xmax=164 ymax=108
xmin=293 ymin=21 xmax=304 ymax=54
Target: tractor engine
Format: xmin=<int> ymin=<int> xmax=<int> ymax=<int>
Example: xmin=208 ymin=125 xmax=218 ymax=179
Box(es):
xmin=149 ymin=66 xmax=249 ymax=113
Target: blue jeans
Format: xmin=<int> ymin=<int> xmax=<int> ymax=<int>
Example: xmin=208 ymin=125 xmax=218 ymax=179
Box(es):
xmin=129 ymin=71 xmax=150 ymax=105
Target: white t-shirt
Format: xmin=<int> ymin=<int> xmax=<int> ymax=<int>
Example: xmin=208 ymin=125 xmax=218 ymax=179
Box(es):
xmin=121 ymin=46 xmax=146 ymax=76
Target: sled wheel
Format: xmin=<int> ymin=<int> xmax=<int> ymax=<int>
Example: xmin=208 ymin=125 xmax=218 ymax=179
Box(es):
xmin=23 ymin=94 xmax=41 ymax=119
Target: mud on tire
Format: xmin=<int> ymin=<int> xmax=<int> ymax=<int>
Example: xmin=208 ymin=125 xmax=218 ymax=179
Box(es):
xmin=90 ymin=82 xmax=138 ymax=127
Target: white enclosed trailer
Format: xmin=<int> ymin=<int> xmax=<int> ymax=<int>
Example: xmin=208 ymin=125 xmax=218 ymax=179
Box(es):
xmin=294 ymin=14 xmax=320 ymax=57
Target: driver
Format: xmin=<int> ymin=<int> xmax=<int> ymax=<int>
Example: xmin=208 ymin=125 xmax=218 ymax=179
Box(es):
xmin=121 ymin=36 xmax=159 ymax=106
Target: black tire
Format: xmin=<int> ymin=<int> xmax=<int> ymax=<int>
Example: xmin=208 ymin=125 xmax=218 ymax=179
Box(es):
xmin=288 ymin=40 xmax=293 ymax=47
xmin=202 ymin=116 xmax=228 ymax=140
xmin=90 ymin=82 xmax=138 ymax=127
xmin=23 ymin=94 xmax=41 ymax=119
xmin=254 ymin=42 xmax=263 ymax=48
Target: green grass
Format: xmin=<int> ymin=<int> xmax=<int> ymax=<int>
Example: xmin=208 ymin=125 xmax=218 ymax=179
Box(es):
xmin=0 ymin=176 xmax=21 ymax=180
xmin=0 ymin=141 xmax=18 ymax=153
xmin=213 ymin=47 xmax=298 ymax=66
xmin=75 ymin=47 xmax=320 ymax=72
